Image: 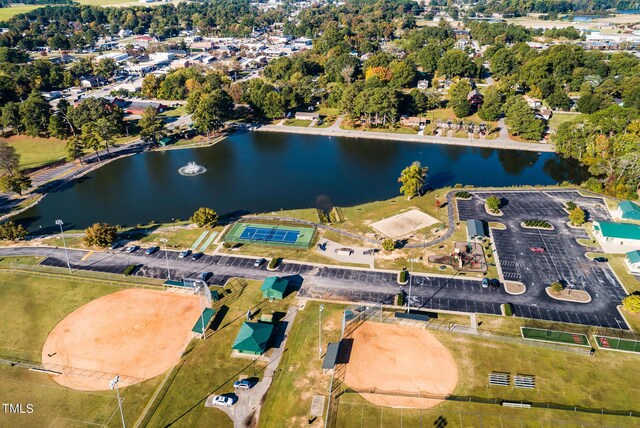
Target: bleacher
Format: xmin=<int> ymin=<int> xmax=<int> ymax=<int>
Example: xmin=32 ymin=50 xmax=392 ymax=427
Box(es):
xmin=514 ymin=374 xmax=536 ymax=389
xmin=488 ymin=372 xmax=510 ymax=387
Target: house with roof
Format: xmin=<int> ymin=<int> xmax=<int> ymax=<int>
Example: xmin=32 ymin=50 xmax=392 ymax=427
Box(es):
xmin=260 ymin=276 xmax=289 ymax=300
xmin=625 ymin=250 xmax=640 ymax=274
xmin=523 ymin=95 xmax=542 ymax=109
xmin=592 ymin=220 xmax=640 ymax=251
xmin=467 ymin=89 xmax=483 ymax=108
xmin=616 ymin=200 xmax=640 ymax=221
xmin=232 ymin=321 xmax=274 ymax=355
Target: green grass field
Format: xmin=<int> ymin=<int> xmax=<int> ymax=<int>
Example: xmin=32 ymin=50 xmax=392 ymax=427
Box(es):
xmin=261 ymin=304 xmax=640 ymax=427
xmin=548 ymin=112 xmax=583 ymax=132
xmin=143 ymin=278 xmax=295 ymax=427
xmin=259 ymin=301 xmax=345 ymax=428
xmin=521 ymin=327 xmax=590 ymax=346
xmin=595 ymin=335 xmax=640 ymax=353
xmin=6 ymin=135 xmax=67 ymax=169
xmin=0 ymin=5 xmax=41 ymax=21
xmin=0 ymin=270 xmax=162 ymax=427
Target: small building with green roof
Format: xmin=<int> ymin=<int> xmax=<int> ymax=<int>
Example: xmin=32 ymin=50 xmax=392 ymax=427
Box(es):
xmin=232 ymin=321 xmax=274 ymax=355
xmin=616 ymin=201 xmax=640 ymax=221
xmin=625 ymin=250 xmax=640 ymax=274
xmin=260 ymin=276 xmax=289 ymax=300
xmin=593 ymin=221 xmax=640 ymax=249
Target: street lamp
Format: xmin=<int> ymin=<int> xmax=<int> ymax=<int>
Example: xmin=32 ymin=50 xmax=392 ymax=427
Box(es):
xmin=407 ymin=258 xmax=419 ymax=313
xmin=110 ymin=375 xmax=126 ymax=428
xmin=55 ymin=219 xmax=72 ymax=274
xmin=159 ymin=238 xmax=170 ymax=279
xmin=318 ymin=304 xmax=324 ymax=359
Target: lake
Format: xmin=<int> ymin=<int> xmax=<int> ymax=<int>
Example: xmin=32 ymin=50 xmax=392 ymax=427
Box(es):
xmin=14 ymin=131 xmax=589 ymax=233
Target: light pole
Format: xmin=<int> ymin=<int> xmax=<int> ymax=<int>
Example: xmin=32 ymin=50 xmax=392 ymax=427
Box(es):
xmin=110 ymin=375 xmax=126 ymax=428
xmin=55 ymin=219 xmax=72 ymax=274
xmin=159 ymin=238 xmax=170 ymax=279
xmin=318 ymin=304 xmax=324 ymax=359
xmin=407 ymin=258 xmax=419 ymax=313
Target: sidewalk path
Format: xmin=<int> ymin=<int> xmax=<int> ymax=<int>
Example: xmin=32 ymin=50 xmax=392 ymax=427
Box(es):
xmin=245 ymin=117 xmax=554 ymax=153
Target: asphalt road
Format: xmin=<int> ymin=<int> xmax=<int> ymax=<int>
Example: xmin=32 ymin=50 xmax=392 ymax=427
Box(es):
xmin=0 ymin=238 xmax=628 ymax=329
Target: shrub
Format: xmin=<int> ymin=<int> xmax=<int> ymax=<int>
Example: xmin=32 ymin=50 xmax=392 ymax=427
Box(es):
xmin=454 ymin=183 xmax=464 ymax=188
xmin=551 ymin=281 xmax=564 ymax=293
xmin=382 ymin=238 xmax=396 ymax=251
xmin=83 ymin=223 xmax=117 ymax=247
xmin=523 ymin=220 xmax=551 ymax=228
xmin=565 ymin=201 xmax=577 ymax=211
xmin=502 ymin=303 xmax=513 ymax=316
xmin=455 ymin=191 xmax=471 ymax=199
xmin=569 ymin=206 xmax=586 ymax=226
xmin=395 ymin=292 xmax=405 ymax=306
xmin=123 ymin=264 xmax=137 ymax=276
xmin=268 ymin=257 xmax=281 ymax=270
xmin=398 ymin=269 xmax=408 ymax=284
xmin=191 ymin=207 xmax=218 ymax=227
xmin=622 ymin=294 xmax=640 ymax=313
xmin=486 ymin=195 xmax=501 ymax=213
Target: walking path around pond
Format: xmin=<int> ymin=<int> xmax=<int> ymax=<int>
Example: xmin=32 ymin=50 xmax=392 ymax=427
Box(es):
xmin=247 ymin=116 xmax=554 ymax=153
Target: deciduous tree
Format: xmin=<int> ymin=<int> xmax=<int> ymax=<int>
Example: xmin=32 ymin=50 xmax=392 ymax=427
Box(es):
xmin=190 ymin=207 xmax=219 ymax=227
xmin=398 ymin=161 xmax=428 ymax=199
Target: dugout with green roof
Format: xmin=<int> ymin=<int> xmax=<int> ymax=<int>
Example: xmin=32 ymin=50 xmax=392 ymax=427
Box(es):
xmin=232 ymin=321 xmax=274 ymax=355
xmin=224 ymin=222 xmax=316 ymax=249
xmin=260 ymin=276 xmax=289 ymax=300
xmin=192 ymin=308 xmax=216 ymax=335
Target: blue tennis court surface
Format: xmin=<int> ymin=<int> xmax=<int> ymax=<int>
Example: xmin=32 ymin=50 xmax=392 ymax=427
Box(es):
xmin=240 ymin=226 xmax=300 ymax=244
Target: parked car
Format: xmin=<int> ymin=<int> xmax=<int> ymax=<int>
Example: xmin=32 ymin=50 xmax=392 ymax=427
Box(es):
xmin=191 ymin=252 xmax=204 ymax=261
xmin=145 ymin=246 xmax=159 ymax=255
xmin=233 ymin=379 xmax=252 ymax=390
xmin=489 ymin=279 xmax=500 ymax=290
xmin=593 ymin=257 xmax=608 ymax=263
xmin=208 ymin=395 xmax=233 ymax=407
xmin=110 ymin=241 xmax=121 ymax=250
xmin=254 ymin=258 xmax=266 ymax=267
xmin=178 ymin=249 xmax=192 ymax=259
xmin=125 ymin=245 xmax=139 ymax=253
xmin=530 ymin=247 xmax=545 ymax=253
xmin=197 ymin=271 xmax=212 ymax=281
xmin=481 ymin=278 xmax=489 ymax=288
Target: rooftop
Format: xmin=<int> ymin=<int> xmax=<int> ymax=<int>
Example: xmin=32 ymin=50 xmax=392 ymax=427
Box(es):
xmin=594 ymin=221 xmax=640 ymax=240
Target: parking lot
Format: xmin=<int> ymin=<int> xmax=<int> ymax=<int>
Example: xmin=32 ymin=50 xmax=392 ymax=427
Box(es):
xmin=457 ymin=190 xmax=629 ymax=329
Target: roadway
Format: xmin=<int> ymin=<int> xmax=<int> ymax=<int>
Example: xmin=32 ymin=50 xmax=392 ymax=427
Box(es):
xmin=0 ymin=245 xmax=627 ymax=329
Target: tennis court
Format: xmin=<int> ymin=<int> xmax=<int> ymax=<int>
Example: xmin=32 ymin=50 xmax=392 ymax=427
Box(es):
xmin=225 ymin=222 xmax=316 ymax=249
xmin=520 ymin=327 xmax=590 ymax=346
xmin=240 ymin=226 xmax=300 ymax=244
xmin=594 ymin=336 xmax=640 ymax=353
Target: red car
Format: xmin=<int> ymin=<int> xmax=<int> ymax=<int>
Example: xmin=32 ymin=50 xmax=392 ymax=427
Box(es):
xmin=530 ymin=247 xmax=545 ymax=253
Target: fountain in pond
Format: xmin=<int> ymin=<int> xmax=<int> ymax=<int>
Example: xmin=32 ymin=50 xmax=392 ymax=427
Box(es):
xmin=178 ymin=161 xmax=206 ymax=176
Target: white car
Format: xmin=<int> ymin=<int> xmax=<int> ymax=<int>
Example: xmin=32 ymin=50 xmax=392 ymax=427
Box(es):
xmin=208 ymin=395 xmax=234 ymax=407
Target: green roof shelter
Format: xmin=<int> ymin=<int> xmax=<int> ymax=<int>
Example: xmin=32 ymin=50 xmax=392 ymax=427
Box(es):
xmin=260 ymin=276 xmax=289 ymax=300
xmin=617 ymin=201 xmax=640 ymax=220
xmin=593 ymin=221 xmax=640 ymax=242
xmin=232 ymin=321 xmax=274 ymax=355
